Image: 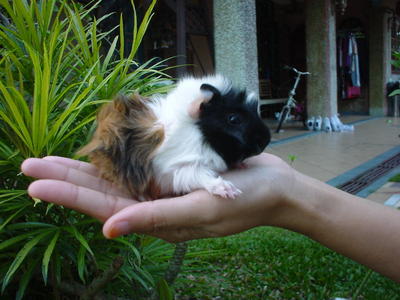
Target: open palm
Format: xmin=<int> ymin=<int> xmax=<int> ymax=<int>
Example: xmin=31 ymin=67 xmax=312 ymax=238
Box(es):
xmin=22 ymin=154 xmax=292 ymax=242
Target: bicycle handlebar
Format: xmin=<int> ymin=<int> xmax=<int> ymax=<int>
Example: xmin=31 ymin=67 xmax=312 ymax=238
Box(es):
xmin=284 ymin=65 xmax=311 ymax=75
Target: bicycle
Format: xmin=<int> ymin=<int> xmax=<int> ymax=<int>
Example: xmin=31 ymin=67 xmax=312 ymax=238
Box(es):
xmin=275 ymin=66 xmax=310 ymax=133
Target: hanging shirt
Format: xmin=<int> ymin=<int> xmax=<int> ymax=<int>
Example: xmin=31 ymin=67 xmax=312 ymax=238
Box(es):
xmin=349 ymin=34 xmax=361 ymax=87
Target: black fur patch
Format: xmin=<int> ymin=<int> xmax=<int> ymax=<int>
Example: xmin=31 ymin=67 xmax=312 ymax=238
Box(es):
xmin=197 ymin=85 xmax=270 ymax=167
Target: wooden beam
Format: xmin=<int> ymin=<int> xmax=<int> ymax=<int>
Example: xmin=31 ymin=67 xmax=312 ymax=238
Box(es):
xmin=176 ymin=0 xmax=186 ymax=76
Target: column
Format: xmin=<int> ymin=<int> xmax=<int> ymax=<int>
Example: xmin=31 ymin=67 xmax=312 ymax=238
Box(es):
xmin=369 ymin=7 xmax=391 ymax=116
xmin=305 ymin=0 xmax=338 ymax=118
xmin=213 ymin=0 xmax=259 ymax=95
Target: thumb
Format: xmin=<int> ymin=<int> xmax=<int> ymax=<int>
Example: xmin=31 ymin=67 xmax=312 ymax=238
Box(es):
xmin=102 ymin=201 xmax=157 ymax=239
xmin=102 ymin=190 xmax=216 ymax=239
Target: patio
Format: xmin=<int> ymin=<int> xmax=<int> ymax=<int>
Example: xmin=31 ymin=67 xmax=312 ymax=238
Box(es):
xmin=264 ymin=116 xmax=400 ymax=204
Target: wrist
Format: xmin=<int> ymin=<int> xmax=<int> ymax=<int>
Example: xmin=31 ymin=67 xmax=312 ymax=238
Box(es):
xmin=267 ymin=170 xmax=330 ymax=234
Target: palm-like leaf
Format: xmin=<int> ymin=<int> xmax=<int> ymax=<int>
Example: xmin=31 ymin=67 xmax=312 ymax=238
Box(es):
xmin=0 ymin=0 xmax=180 ymax=298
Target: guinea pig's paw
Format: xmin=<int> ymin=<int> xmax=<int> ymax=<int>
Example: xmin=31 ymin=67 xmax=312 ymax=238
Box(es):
xmin=208 ymin=179 xmax=242 ymax=199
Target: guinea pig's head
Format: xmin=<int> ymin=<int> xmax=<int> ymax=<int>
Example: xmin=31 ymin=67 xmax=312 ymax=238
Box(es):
xmin=195 ymin=82 xmax=271 ymax=167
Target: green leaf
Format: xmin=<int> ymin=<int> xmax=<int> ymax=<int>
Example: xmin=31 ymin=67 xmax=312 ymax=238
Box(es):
xmin=0 ymin=205 xmax=29 ymax=231
xmin=2 ymin=230 xmax=52 ymax=292
xmin=45 ymin=203 xmax=54 ymax=215
xmin=32 ymin=197 xmax=42 ymax=207
xmin=288 ymin=154 xmax=297 ymax=164
xmin=119 ymin=13 xmax=124 ymax=59
xmin=114 ymin=237 xmax=142 ymax=264
xmin=42 ymin=230 xmax=60 ymax=285
xmin=64 ymin=226 xmax=94 ymax=256
xmin=126 ymin=268 xmax=151 ymax=290
xmin=389 ymin=89 xmax=400 ymax=97
xmin=0 ymin=0 xmax=179 ymax=296
xmin=156 ymin=278 xmax=174 ymax=300
xmin=5 ymin=222 xmax=55 ymax=231
xmin=0 ymin=81 xmax=33 ymax=149
xmin=16 ymin=257 xmax=40 ymax=300
xmin=102 ymin=35 xmax=119 ymax=74
xmin=0 ymin=189 xmax=26 ymax=199
xmin=128 ymin=0 xmax=156 ymax=62
xmin=77 ymin=244 xmax=87 ymax=283
xmin=0 ymin=228 xmax=53 ymax=251
xmin=54 ymin=251 xmax=62 ymax=284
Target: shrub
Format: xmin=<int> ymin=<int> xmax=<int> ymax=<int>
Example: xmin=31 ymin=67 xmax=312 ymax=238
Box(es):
xmin=0 ymin=0 xmax=177 ymax=298
xmin=389 ymin=51 xmax=400 ymax=97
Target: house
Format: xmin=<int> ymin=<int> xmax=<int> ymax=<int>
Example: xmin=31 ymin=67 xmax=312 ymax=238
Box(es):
xmin=139 ymin=0 xmax=400 ymax=119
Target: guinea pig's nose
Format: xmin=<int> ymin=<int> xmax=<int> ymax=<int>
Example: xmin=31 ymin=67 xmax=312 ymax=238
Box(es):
xmin=255 ymin=133 xmax=270 ymax=153
xmin=244 ymin=126 xmax=271 ymax=158
xmin=254 ymin=144 xmax=263 ymax=155
xmin=248 ymin=139 xmax=266 ymax=157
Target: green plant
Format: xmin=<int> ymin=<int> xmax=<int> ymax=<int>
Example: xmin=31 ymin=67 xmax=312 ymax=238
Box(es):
xmin=389 ymin=173 xmax=400 ymax=182
xmin=175 ymin=227 xmax=400 ymax=299
xmin=390 ymin=51 xmax=400 ymax=97
xmin=287 ymin=154 xmax=297 ymax=166
xmin=0 ymin=0 xmax=178 ymax=298
xmin=351 ymin=269 xmax=373 ymax=300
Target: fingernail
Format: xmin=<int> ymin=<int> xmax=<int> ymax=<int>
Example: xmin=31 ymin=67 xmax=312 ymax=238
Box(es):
xmin=107 ymin=221 xmax=131 ymax=238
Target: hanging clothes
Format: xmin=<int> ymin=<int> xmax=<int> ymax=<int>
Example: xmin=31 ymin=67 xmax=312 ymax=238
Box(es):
xmin=349 ymin=34 xmax=361 ymax=87
xmin=338 ymin=33 xmax=362 ymax=99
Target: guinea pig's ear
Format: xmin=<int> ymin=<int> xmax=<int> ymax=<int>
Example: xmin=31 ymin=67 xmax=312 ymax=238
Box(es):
xmin=113 ymin=95 xmax=132 ymax=115
xmin=188 ymin=84 xmax=219 ymax=119
xmin=200 ymin=83 xmax=220 ymax=97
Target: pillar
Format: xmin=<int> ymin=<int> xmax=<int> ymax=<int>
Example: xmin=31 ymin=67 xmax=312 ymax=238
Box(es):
xmin=213 ymin=0 xmax=259 ymax=95
xmin=305 ymin=0 xmax=337 ymax=118
xmin=369 ymin=7 xmax=391 ymax=116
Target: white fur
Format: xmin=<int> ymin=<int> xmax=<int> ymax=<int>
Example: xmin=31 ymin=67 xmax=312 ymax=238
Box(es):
xmin=246 ymin=92 xmax=257 ymax=104
xmin=148 ymin=75 xmax=241 ymax=198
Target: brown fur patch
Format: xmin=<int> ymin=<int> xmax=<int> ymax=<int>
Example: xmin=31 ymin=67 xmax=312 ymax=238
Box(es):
xmin=78 ymin=94 xmax=164 ymax=200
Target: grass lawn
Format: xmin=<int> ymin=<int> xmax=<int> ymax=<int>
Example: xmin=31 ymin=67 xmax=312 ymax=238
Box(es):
xmin=389 ymin=173 xmax=400 ymax=182
xmin=175 ymin=227 xmax=400 ymax=299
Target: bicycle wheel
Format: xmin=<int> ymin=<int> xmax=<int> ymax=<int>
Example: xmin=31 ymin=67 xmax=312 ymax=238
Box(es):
xmin=276 ymin=107 xmax=289 ymax=133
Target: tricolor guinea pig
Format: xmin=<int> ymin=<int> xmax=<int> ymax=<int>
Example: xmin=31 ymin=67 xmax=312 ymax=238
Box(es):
xmin=78 ymin=75 xmax=271 ymax=200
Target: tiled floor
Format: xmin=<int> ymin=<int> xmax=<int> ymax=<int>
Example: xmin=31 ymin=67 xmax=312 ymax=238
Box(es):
xmin=367 ymin=182 xmax=400 ymax=205
xmin=264 ymin=116 xmax=400 ymax=182
xmin=266 ymin=115 xmax=370 ymax=142
xmin=262 ymin=116 xmax=400 ymax=205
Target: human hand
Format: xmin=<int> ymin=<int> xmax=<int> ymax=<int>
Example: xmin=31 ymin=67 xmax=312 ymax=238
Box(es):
xmin=22 ymin=153 xmax=296 ymax=242
xmin=22 ymin=155 xmax=400 ymax=282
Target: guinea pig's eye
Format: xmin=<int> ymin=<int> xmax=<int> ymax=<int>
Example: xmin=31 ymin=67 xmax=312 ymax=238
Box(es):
xmin=227 ymin=113 xmax=242 ymax=125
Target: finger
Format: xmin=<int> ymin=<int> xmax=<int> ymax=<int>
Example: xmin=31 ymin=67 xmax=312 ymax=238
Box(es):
xmin=103 ymin=190 xmax=226 ymax=239
xmin=28 ymin=180 xmax=136 ymax=222
xmin=22 ymin=158 xmax=130 ymax=198
xmin=43 ymin=156 xmax=99 ymax=176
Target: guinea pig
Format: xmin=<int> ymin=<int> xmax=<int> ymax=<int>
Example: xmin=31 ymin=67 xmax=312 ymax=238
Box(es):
xmin=78 ymin=75 xmax=271 ymax=200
